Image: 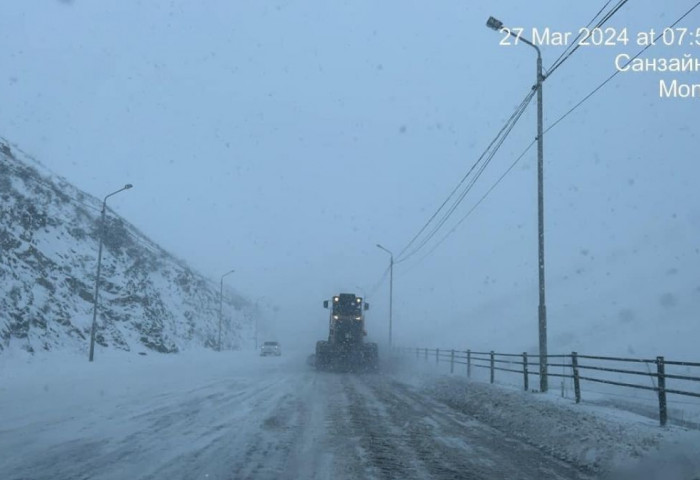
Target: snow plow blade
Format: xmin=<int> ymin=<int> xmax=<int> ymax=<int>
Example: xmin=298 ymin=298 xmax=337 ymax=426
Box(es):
xmin=315 ymin=341 xmax=378 ymax=373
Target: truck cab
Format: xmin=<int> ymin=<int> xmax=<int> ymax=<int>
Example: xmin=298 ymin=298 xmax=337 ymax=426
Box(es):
xmin=323 ymin=293 xmax=369 ymax=345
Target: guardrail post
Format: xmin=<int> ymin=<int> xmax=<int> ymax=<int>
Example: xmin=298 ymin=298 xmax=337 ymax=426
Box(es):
xmin=467 ymin=349 xmax=471 ymax=378
xmin=656 ymin=356 xmax=667 ymax=426
xmin=424 ymin=347 xmax=428 ymax=361
xmin=572 ymin=352 xmax=581 ymax=404
xmin=523 ymin=352 xmax=529 ymax=391
xmin=450 ymin=349 xmax=455 ymax=374
xmin=436 ymin=348 xmax=440 ymax=365
xmin=490 ymin=351 xmax=495 ymax=384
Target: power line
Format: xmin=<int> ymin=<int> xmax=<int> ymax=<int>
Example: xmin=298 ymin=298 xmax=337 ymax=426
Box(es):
xmin=545 ymin=0 xmax=700 ymax=135
xmin=366 ymin=264 xmax=391 ymax=299
xmin=547 ymin=0 xmax=614 ymax=75
xmin=391 ymin=3 xmax=617 ymax=271
xmin=396 ymin=88 xmax=536 ymax=264
xmin=398 ymin=89 xmax=536 ymax=263
xmin=547 ymin=0 xmax=630 ymax=77
xmin=403 ymin=140 xmax=537 ymax=272
xmin=395 ymin=89 xmax=537 ymax=262
xmin=396 ymin=1 xmax=700 ymax=271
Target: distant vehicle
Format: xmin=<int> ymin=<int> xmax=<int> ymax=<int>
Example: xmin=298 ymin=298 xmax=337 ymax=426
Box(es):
xmin=260 ymin=341 xmax=281 ymax=356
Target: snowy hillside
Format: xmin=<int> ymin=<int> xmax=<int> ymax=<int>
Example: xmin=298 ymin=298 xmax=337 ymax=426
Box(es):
xmin=0 ymin=137 xmax=255 ymax=355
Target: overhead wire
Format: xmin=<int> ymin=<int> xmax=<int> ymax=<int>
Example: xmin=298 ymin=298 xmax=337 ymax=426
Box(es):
xmin=546 ymin=0 xmax=612 ymax=75
xmin=366 ymin=264 xmax=391 ymax=300
xmin=398 ymin=88 xmax=536 ymax=264
xmin=393 ymin=1 xmax=629 ymax=268
xmin=545 ymin=0 xmax=700 ymax=134
xmin=546 ymin=0 xmax=613 ymax=73
xmin=396 ymin=1 xmax=700 ymax=273
xmin=547 ymin=0 xmax=629 ymax=78
xmin=402 ymin=140 xmax=537 ymax=274
xmin=395 ymin=89 xmax=538 ymax=262
xmin=396 ymin=88 xmax=536 ymax=264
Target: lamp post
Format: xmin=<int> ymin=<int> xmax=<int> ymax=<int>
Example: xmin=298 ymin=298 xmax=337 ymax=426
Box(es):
xmin=487 ymin=16 xmax=548 ymax=392
xmin=219 ymin=269 xmax=235 ymax=351
xmin=376 ymin=244 xmax=394 ymax=347
xmin=254 ymin=300 xmax=260 ymax=350
xmin=89 ymin=184 xmax=133 ymax=362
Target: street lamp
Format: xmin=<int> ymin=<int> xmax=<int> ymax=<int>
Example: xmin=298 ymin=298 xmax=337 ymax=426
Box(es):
xmin=88 ymin=184 xmax=133 ymax=362
xmin=254 ymin=299 xmax=260 ymax=350
xmin=219 ymin=268 xmax=235 ymax=351
xmin=487 ymin=16 xmax=548 ymax=392
xmin=376 ymin=244 xmax=394 ymax=347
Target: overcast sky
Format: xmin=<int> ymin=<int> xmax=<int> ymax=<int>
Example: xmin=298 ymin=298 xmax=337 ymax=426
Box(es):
xmin=1 ymin=1 xmax=698 ymax=354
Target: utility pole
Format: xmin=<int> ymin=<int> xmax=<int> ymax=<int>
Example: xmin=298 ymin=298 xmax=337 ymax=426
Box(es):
xmin=487 ymin=16 xmax=548 ymax=391
xmin=536 ymin=47 xmax=548 ymax=393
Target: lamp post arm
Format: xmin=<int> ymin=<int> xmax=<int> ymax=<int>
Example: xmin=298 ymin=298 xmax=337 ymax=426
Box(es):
xmin=103 ymin=184 xmax=133 ymax=204
xmin=509 ymin=31 xmax=541 ymax=58
xmin=376 ymin=244 xmax=394 ymax=257
xmin=501 ymin=28 xmax=544 ymax=84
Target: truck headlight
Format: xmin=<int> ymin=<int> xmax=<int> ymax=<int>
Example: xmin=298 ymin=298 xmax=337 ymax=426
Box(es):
xmin=355 ymin=316 xmax=361 ymax=321
xmin=333 ymin=315 xmax=339 ymax=320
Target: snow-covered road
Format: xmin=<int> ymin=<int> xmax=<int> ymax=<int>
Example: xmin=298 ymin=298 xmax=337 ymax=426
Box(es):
xmin=1 ymin=349 xmax=697 ymax=479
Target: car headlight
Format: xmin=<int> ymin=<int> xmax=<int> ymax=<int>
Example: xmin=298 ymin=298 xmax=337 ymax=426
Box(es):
xmin=333 ymin=315 xmax=339 ymax=320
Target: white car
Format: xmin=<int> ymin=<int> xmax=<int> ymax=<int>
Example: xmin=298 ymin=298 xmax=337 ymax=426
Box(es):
xmin=260 ymin=341 xmax=281 ymax=356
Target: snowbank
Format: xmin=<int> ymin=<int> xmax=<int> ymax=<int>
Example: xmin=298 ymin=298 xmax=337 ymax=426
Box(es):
xmin=388 ymin=356 xmax=700 ymax=478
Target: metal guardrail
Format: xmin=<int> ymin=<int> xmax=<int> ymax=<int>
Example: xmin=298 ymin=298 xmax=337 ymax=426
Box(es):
xmin=397 ymin=347 xmax=700 ymax=426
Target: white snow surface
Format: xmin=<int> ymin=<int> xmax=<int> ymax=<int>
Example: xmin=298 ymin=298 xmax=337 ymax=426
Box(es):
xmin=390 ymin=357 xmax=700 ymax=479
xmin=2 ymin=348 xmax=699 ymax=480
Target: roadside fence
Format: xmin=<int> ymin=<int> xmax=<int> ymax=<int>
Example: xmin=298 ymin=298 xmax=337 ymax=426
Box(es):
xmin=395 ymin=347 xmax=700 ymax=427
